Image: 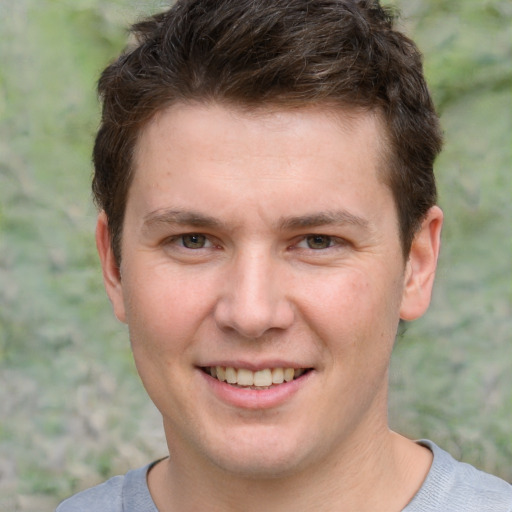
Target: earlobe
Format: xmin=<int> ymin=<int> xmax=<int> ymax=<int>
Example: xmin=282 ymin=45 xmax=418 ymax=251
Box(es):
xmin=400 ymin=206 xmax=443 ymax=321
xmin=96 ymin=211 xmax=127 ymax=323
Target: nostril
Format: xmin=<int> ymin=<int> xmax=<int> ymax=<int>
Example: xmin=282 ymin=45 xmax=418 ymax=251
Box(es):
xmin=213 ymin=295 xmax=295 ymax=339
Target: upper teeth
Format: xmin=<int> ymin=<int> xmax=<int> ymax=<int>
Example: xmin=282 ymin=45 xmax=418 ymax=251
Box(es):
xmin=208 ymin=367 xmax=305 ymax=387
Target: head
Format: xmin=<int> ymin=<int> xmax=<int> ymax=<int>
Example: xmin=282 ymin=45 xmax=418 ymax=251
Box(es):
xmin=94 ymin=0 xmax=444 ymax=482
xmin=93 ymin=0 xmax=442 ymax=267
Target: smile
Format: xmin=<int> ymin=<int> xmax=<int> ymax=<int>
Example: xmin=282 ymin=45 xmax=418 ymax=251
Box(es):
xmin=202 ymin=367 xmax=309 ymax=388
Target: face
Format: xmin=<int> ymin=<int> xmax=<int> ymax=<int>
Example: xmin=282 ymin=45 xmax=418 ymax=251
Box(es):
xmin=97 ymin=103 xmax=441 ymax=479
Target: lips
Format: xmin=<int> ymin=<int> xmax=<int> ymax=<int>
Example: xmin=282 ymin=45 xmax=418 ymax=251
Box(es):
xmin=202 ymin=366 xmax=309 ymax=388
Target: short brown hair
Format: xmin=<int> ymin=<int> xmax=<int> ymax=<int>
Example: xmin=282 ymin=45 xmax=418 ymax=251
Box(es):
xmin=93 ymin=0 xmax=442 ymax=264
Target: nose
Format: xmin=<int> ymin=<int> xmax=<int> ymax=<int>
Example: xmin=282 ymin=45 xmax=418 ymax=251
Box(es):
xmin=213 ymin=249 xmax=295 ymax=339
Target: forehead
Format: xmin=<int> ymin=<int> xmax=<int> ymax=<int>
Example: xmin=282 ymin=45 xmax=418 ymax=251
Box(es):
xmin=134 ymin=101 xmax=387 ymax=175
xmin=129 ymin=102 xmax=394 ymax=231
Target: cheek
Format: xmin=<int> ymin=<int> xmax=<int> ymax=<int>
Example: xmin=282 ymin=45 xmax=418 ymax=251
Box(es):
xmin=300 ymin=269 xmax=402 ymax=352
xmin=122 ymin=266 xmax=221 ymax=356
xmin=122 ymin=270 xmax=203 ymax=406
xmin=123 ymin=264 xmax=195 ymax=317
xmin=302 ymin=270 xmax=374 ymax=319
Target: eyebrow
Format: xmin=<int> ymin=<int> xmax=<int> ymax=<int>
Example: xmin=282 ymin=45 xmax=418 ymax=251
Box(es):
xmin=142 ymin=208 xmax=370 ymax=234
xmin=142 ymin=209 xmax=226 ymax=233
xmin=278 ymin=210 xmax=370 ymax=231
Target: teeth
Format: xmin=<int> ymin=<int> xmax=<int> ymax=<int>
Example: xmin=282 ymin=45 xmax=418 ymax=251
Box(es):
xmin=226 ymin=367 xmax=237 ymax=384
xmin=208 ymin=366 xmax=307 ymax=387
xmin=272 ymin=367 xmax=284 ymax=384
xmin=217 ymin=366 xmax=226 ymax=382
xmin=237 ymin=368 xmax=254 ymax=386
xmin=254 ymin=369 xmax=272 ymax=387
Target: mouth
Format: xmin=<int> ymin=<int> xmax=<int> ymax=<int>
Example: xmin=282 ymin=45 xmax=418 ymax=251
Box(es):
xmin=201 ymin=366 xmax=311 ymax=389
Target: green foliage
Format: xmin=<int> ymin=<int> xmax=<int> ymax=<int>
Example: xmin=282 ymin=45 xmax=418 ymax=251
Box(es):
xmin=0 ymin=0 xmax=510 ymax=508
xmin=388 ymin=0 xmax=512 ymax=480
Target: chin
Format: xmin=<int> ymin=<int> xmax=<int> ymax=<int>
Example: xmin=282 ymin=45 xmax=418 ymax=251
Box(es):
xmin=198 ymin=425 xmax=317 ymax=480
xmin=209 ymin=450 xmax=305 ymax=480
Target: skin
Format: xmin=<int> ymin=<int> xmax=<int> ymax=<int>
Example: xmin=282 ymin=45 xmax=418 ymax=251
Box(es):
xmin=97 ymin=102 xmax=443 ymax=511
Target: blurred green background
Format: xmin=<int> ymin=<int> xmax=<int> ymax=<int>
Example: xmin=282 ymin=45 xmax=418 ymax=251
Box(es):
xmin=0 ymin=0 xmax=510 ymax=510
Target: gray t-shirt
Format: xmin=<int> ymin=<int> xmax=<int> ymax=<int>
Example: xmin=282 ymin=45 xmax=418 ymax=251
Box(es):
xmin=56 ymin=440 xmax=512 ymax=511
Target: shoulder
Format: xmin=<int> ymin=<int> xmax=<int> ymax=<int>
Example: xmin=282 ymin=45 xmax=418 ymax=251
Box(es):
xmin=56 ymin=463 xmax=157 ymax=512
xmin=404 ymin=440 xmax=512 ymax=512
xmin=56 ymin=475 xmax=124 ymax=512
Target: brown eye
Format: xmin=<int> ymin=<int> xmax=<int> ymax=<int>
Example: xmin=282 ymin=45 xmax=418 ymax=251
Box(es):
xmin=181 ymin=234 xmax=208 ymax=249
xmin=305 ymin=235 xmax=332 ymax=250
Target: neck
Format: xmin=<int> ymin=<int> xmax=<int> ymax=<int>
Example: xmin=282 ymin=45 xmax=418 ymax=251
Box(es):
xmin=148 ymin=422 xmax=432 ymax=512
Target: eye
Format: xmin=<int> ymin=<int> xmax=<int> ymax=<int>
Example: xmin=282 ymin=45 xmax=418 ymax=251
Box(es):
xmin=180 ymin=234 xmax=210 ymax=249
xmin=301 ymin=235 xmax=335 ymax=250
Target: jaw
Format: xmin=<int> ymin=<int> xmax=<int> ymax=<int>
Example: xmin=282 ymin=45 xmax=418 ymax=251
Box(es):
xmin=159 ymin=363 xmax=390 ymax=480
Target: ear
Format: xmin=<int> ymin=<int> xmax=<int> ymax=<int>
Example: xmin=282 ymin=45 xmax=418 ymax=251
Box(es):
xmin=96 ymin=211 xmax=127 ymax=323
xmin=400 ymin=206 xmax=443 ymax=321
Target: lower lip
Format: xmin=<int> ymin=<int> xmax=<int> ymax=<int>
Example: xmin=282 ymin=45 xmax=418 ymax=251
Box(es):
xmin=198 ymin=370 xmax=312 ymax=410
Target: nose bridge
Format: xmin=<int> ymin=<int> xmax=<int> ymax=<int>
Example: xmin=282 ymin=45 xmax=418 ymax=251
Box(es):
xmin=215 ymin=245 xmax=293 ymax=338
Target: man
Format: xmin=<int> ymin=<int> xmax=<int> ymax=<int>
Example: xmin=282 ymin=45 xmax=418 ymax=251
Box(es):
xmin=57 ymin=0 xmax=512 ymax=510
